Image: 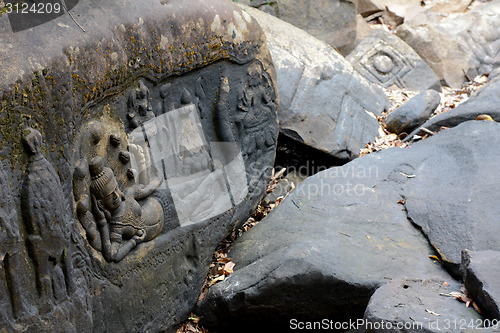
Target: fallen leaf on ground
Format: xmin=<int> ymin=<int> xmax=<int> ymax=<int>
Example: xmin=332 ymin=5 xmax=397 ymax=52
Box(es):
xmin=223 ymin=262 xmax=235 ymax=276
xmin=361 ymin=75 xmax=488 ymax=156
xmin=429 ymin=255 xmax=441 ymax=262
xmin=425 ymin=308 xmax=441 ymax=316
xmin=439 ymin=286 xmax=483 ymax=314
xmin=208 ymin=275 xmax=225 ymax=287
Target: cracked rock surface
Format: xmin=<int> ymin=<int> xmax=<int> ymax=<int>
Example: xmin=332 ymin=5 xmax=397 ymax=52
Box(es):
xmin=364 ymin=278 xmax=482 ymax=333
xmin=462 ymin=250 xmax=500 ymax=320
xmin=197 ymin=120 xmax=500 ymax=331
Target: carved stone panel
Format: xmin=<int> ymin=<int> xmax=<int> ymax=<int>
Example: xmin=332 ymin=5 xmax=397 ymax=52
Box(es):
xmin=72 ymin=59 xmax=277 ymax=265
xmin=348 ymin=29 xmax=441 ymax=92
xmin=0 ymin=0 xmax=278 ymax=331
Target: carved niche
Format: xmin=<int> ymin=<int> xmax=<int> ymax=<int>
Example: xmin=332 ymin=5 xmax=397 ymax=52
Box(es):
xmin=72 ymin=59 xmax=278 ymax=263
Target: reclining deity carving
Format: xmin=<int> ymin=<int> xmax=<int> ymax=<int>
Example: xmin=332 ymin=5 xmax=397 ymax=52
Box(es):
xmin=75 ymin=157 xmax=164 ymax=262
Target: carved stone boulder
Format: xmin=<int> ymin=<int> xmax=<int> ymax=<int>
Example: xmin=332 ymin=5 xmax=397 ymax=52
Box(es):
xmin=396 ymin=1 xmax=500 ymax=88
xmin=239 ymin=5 xmax=389 ymax=161
xmin=347 ymin=29 xmax=441 ymax=92
xmin=0 ymin=0 xmax=278 ymax=331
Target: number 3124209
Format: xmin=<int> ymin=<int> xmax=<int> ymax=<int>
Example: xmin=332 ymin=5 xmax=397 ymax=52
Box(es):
xmin=3 ymin=2 xmax=62 ymax=14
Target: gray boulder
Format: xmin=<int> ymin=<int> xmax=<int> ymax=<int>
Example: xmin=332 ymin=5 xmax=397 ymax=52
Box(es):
xmin=396 ymin=1 xmax=500 ymax=88
xmin=385 ymin=90 xmax=441 ymax=134
xmin=236 ymin=0 xmax=279 ymax=16
xmin=364 ymin=278 xmax=483 ymax=332
xmin=239 ymin=0 xmax=357 ymax=53
xmin=347 ymin=29 xmax=441 ymax=92
xmin=275 ymin=0 xmax=357 ymax=54
xmin=197 ymin=121 xmax=500 ymax=330
xmin=462 ymin=250 xmax=500 ymax=320
xmin=403 ymin=122 xmax=500 ymax=275
xmin=355 ymin=0 xmax=420 ymax=18
xmin=406 ymin=75 xmax=500 ymax=140
xmin=241 ymin=5 xmax=389 ymax=161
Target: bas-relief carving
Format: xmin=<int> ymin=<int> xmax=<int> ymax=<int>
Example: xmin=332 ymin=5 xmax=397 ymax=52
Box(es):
xmin=0 ymin=163 xmax=31 ymax=321
xmin=127 ymin=80 xmax=155 ymax=129
xmin=358 ymin=42 xmax=413 ymax=89
xmin=82 ymin=157 xmax=164 ymax=262
xmin=73 ymin=114 xmax=167 ymax=263
xmin=21 ymin=128 xmax=76 ymax=304
xmin=11 ymin=128 xmax=91 ymax=329
xmin=462 ymin=30 xmax=500 ymax=76
xmin=72 ymin=60 xmax=278 ymax=262
xmin=235 ymin=66 xmax=278 ymax=157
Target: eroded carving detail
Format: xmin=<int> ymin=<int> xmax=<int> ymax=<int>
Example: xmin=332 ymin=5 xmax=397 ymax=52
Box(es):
xmin=463 ymin=31 xmax=500 ymax=75
xmin=127 ymin=79 xmax=155 ymax=129
xmin=234 ymin=63 xmax=278 ymax=194
xmin=21 ymin=128 xmax=76 ymax=306
xmin=236 ymin=65 xmax=278 ymax=154
xmin=89 ymin=157 xmax=164 ymax=262
xmin=0 ymin=163 xmax=31 ymax=321
xmin=359 ymin=43 xmax=412 ymax=89
xmin=73 ymin=116 xmax=167 ymax=262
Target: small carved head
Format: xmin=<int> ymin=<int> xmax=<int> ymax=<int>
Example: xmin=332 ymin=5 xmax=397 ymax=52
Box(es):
xmin=89 ymin=157 xmax=124 ymax=212
xmin=23 ymin=127 xmax=43 ymax=157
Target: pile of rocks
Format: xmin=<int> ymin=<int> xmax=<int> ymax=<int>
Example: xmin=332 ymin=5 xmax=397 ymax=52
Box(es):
xmin=195 ymin=0 xmax=500 ymax=332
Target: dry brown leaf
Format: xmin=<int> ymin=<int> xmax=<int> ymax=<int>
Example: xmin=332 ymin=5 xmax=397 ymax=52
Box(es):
xmin=472 ymin=301 xmax=483 ymax=314
xmin=208 ymin=275 xmax=225 ymax=287
xmin=475 ymin=114 xmax=494 ymax=121
xmin=186 ymin=323 xmax=197 ymax=332
xmin=429 ymin=255 xmax=441 ymax=262
xmin=223 ymin=262 xmax=235 ymax=276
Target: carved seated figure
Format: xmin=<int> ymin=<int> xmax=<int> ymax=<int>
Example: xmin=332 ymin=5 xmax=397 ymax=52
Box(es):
xmin=87 ymin=157 xmax=164 ymax=262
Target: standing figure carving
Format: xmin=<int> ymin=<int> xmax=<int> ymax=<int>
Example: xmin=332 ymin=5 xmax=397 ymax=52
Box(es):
xmin=21 ymin=128 xmax=75 ymax=307
xmin=0 ymin=163 xmax=31 ymax=321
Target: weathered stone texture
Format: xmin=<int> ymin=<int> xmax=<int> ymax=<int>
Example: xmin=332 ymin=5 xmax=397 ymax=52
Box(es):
xmin=240 ymin=5 xmax=389 ymax=161
xmin=0 ymin=0 xmax=279 ymax=331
